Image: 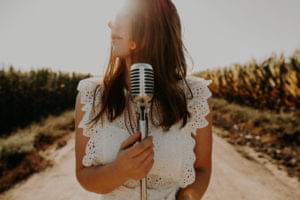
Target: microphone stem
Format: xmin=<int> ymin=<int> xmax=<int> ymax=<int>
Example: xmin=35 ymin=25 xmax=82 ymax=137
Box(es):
xmin=137 ymin=106 xmax=148 ymax=200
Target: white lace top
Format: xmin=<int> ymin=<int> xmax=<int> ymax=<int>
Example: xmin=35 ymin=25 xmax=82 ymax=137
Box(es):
xmin=76 ymin=75 xmax=212 ymax=200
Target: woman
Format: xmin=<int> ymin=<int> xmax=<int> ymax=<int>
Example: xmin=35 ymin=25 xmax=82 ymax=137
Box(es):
xmin=74 ymin=0 xmax=213 ymax=199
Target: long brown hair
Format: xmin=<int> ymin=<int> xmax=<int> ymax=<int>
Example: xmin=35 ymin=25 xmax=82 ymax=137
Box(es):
xmin=89 ymin=0 xmax=194 ymax=134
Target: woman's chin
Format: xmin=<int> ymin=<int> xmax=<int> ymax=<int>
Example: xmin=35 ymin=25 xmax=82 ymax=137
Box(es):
xmin=112 ymin=52 xmax=129 ymax=59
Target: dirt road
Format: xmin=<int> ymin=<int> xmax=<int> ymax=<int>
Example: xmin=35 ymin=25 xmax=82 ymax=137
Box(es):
xmin=1 ymin=127 xmax=300 ymax=200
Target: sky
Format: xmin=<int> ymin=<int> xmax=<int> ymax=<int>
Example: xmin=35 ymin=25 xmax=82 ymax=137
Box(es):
xmin=0 ymin=0 xmax=300 ymax=76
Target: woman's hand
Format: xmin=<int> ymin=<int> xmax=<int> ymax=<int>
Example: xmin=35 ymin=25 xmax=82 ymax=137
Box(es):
xmin=112 ymin=132 xmax=154 ymax=181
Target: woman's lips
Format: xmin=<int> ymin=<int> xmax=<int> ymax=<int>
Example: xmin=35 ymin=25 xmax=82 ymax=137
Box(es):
xmin=112 ymin=39 xmax=121 ymax=45
xmin=111 ymin=35 xmax=123 ymax=40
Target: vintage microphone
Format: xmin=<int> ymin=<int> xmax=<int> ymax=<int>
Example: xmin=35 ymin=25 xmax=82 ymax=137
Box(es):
xmin=130 ymin=63 xmax=154 ymax=200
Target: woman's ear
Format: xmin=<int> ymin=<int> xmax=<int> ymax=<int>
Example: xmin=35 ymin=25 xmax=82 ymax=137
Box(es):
xmin=129 ymin=41 xmax=136 ymax=50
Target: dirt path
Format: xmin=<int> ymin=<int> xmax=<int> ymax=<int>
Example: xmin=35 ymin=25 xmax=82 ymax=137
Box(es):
xmin=1 ymin=127 xmax=300 ymax=200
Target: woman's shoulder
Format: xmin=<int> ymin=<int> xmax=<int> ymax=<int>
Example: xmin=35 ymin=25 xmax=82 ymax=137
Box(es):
xmin=184 ymin=75 xmax=212 ymax=98
xmin=75 ymin=76 xmax=104 ymax=138
xmin=77 ymin=76 xmax=103 ymax=91
xmin=76 ymin=76 xmax=103 ymax=105
xmin=186 ymin=75 xmax=212 ymax=84
xmin=177 ymin=75 xmax=213 ymax=135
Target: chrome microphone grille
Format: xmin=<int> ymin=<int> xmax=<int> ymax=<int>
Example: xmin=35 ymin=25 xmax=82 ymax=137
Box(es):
xmin=130 ymin=63 xmax=154 ymax=104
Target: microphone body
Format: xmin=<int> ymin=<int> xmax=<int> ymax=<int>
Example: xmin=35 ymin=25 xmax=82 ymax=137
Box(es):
xmin=130 ymin=63 xmax=154 ymax=200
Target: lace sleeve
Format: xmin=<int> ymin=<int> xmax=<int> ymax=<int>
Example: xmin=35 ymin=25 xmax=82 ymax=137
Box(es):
xmin=76 ymin=77 xmax=103 ymax=167
xmin=182 ymin=77 xmax=212 ymax=136
xmin=178 ymin=76 xmax=212 ymax=188
xmin=76 ymin=78 xmax=100 ymax=137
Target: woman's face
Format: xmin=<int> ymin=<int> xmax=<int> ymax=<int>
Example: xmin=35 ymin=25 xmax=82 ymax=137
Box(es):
xmin=108 ymin=3 xmax=135 ymax=58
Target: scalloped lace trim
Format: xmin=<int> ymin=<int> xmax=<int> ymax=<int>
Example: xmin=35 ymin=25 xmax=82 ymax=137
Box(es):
xmin=77 ymin=77 xmax=102 ymax=136
xmin=178 ymin=76 xmax=212 ymax=188
xmin=103 ymin=184 xmax=179 ymax=200
xmin=77 ymin=78 xmax=104 ymax=167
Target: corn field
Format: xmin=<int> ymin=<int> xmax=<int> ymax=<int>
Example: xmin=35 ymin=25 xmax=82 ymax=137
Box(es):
xmin=194 ymin=48 xmax=300 ymax=112
xmin=0 ymin=66 xmax=90 ymax=137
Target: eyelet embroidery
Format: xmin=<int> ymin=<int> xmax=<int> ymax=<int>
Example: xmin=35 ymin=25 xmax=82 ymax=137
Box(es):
xmin=178 ymin=76 xmax=212 ymax=188
xmin=76 ymin=76 xmax=213 ymax=197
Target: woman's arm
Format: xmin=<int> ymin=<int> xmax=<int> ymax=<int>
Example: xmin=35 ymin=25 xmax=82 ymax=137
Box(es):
xmin=76 ymin=159 xmax=128 ymax=194
xmin=176 ymin=98 xmax=213 ymax=200
xmin=74 ymin=93 xmax=127 ymax=194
